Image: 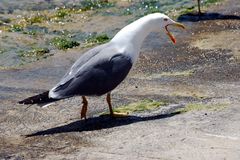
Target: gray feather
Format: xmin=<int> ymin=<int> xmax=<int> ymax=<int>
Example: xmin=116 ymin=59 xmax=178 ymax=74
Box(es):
xmin=50 ymin=43 xmax=133 ymax=98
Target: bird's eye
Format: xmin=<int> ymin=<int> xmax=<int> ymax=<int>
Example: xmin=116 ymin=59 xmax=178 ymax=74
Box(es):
xmin=164 ymin=18 xmax=168 ymax=21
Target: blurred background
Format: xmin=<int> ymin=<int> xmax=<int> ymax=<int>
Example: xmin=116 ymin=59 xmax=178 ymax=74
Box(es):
xmin=0 ymin=0 xmax=217 ymax=68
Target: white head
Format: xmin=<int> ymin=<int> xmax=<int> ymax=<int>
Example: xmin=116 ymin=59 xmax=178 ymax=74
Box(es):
xmin=112 ymin=13 xmax=185 ymax=46
xmin=147 ymin=13 xmax=185 ymax=43
xmin=111 ymin=13 xmax=185 ymax=64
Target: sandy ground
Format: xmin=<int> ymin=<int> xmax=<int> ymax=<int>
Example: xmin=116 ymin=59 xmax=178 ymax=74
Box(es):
xmin=0 ymin=0 xmax=240 ymax=159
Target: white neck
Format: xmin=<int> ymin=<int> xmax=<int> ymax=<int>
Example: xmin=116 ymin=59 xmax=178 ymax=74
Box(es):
xmin=111 ymin=14 xmax=158 ymax=63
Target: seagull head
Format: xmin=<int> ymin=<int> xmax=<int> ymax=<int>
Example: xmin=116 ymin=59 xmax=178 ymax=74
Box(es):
xmin=151 ymin=13 xmax=185 ymax=44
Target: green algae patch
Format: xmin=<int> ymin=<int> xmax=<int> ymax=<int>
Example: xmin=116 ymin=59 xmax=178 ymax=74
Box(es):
xmin=55 ymin=8 xmax=70 ymax=18
xmin=18 ymin=48 xmax=51 ymax=62
xmin=8 ymin=24 xmax=24 ymax=32
xmin=80 ymin=0 xmax=115 ymax=11
xmin=176 ymin=103 xmax=228 ymax=113
xmin=51 ymin=1 xmax=115 ymax=21
xmin=83 ymin=34 xmax=110 ymax=47
xmin=24 ymin=14 xmax=47 ymax=25
xmin=51 ymin=37 xmax=80 ymax=50
xmin=0 ymin=49 xmax=6 ymax=54
xmin=23 ymin=30 xmax=37 ymax=36
xmin=86 ymin=34 xmax=110 ymax=44
xmin=121 ymin=0 xmax=162 ymax=16
xmin=101 ymin=99 xmax=169 ymax=115
xmin=50 ymin=8 xmax=74 ymax=22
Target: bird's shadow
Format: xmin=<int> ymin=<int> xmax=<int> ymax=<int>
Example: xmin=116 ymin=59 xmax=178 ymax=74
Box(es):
xmin=25 ymin=112 xmax=180 ymax=137
xmin=178 ymin=12 xmax=240 ymax=22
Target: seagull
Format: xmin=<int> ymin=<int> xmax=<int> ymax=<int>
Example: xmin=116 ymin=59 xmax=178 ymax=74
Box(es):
xmin=19 ymin=13 xmax=185 ymax=119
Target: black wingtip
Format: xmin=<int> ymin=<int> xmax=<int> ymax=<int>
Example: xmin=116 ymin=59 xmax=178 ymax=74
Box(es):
xmin=18 ymin=91 xmax=51 ymax=105
xmin=18 ymin=101 xmax=24 ymax=104
xmin=18 ymin=100 xmax=31 ymax=105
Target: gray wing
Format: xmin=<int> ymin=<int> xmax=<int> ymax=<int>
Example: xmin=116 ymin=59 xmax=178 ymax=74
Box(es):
xmin=59 ymin=43 xmax=110 ymax=82
xmin=49 ymin=46 xmax=133 ymax=98
xmin=70 ymin=43 xmax=110 ymax=73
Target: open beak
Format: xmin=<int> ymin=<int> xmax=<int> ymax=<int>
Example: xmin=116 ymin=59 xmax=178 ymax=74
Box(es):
xmin=165 ymin=22 xmax=185 ymax=44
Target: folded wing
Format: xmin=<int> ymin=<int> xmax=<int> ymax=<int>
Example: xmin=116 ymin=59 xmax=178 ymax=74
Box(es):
xmin=49 ymin=46 xmax=133 ymax=99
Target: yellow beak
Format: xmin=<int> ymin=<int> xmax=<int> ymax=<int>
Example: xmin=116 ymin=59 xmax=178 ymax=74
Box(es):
xmin=165 ymin=22 xmax=185 ymax=44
